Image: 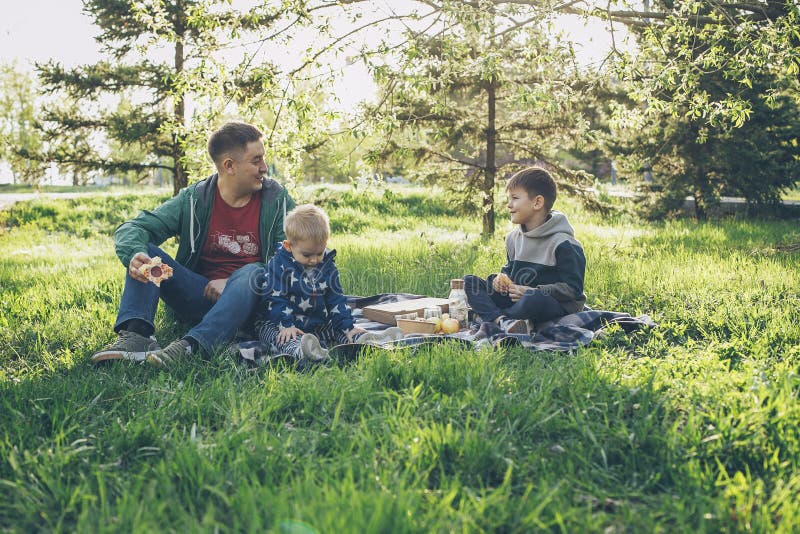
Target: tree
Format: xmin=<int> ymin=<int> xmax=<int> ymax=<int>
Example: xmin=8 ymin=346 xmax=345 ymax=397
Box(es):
xmin=366 ymin=2 xmax=598 ymax=236
xmin=607 ymin=1 xmax=800 ymax=218
xmin=0 ymin=63 xmax=47 ymax=184
xmin=612 ymin=72 xmax=800 ymax=219
xmin=36 ymin=0 xmax=287 ymax=195
xmin=245 ymin=77 xmax=348 ymax=185
xmin=321 ymin=0 xmax=799 ymax=127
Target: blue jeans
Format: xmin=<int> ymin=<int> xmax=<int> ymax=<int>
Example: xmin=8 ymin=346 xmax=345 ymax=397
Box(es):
xmin=114 ymin=244 xmax=264 ymax=352
xmin=463 ymin=274 xmax=566 ymax=325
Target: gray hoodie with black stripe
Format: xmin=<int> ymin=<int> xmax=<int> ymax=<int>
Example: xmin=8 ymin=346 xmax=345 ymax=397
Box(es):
xmin=495 ymin=210 xmax=586 ymax=314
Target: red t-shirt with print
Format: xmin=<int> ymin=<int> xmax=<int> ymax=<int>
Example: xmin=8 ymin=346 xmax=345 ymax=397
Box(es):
xmin=196 ymin=188 xmax=262 ymax=280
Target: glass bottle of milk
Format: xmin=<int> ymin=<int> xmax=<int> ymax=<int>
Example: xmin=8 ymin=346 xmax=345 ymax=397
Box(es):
xmin=448 ymin=278 xmax=469 ymax=328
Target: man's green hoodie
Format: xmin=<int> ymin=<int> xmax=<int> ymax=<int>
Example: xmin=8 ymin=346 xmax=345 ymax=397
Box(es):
xmin=114 ymin=174 xmax=294 ymax=270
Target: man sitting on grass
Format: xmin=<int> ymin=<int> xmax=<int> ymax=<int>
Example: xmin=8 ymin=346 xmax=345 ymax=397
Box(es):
xmin=463 ymin=166 xmax=586 ymax=334
xmin=91 ymin=121 xmax=294 ymax=367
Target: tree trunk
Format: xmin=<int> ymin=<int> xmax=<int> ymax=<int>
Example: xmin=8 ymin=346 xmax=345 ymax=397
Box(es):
xmin=693 ymin=189 xmax=707 ymax=220
xmin=483 ymin=79 xmax=497 ymax=237
xmin=172 ymin=6 xmax=187 ymax=196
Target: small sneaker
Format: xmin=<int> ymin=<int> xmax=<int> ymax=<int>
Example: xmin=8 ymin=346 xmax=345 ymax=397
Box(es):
xmin=146 ymin=339 xmax=192 ymax=368
xmin=472 ymin=321 xmax=502 ymax=341
xmin=91 ymin=330 xmax=160 ymax=363
xmin=300 ymin=333 xmax=328 ymax=362
xmin=498 ymin=316 xmax=528 ymax=334
xmin=356 ymin=327 xmax=405 ymax=345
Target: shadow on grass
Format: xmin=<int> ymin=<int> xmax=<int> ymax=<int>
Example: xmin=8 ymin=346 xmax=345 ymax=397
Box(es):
xmin=4 ymin=310 xmax=798 ymax=531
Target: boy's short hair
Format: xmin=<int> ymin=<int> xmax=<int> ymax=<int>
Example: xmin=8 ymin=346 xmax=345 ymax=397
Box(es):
xmin=285 ymin=204 xmax=330 ymax=244
xmin=208 ymin=122 xmax=263 ymax=164
xmin=506 ymin=167 xmax=557 ymax=210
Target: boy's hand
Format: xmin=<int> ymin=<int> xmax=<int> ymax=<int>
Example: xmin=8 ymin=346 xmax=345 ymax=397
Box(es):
xmin=508 ymin=284 xmax=533 ymax=302
xmin=493 ymin=273 xmax=513 ymax=294
xmin=278 ymin=326 xmax=304 ymax=344
xmin=346 ymin=327 xmax=367 ymax=343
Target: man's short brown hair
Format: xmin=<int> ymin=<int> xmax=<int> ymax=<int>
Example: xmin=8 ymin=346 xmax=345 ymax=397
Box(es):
xmin=285 ymin=204 xmax=330 ymax=244
xmin=207 ymin=122 xmax=263 ymax=164
xmin=506 ymin=167 xmax=557 ymax=210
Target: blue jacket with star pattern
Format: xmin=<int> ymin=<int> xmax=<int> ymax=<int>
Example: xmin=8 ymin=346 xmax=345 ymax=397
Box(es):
xmin=260 ymin=243 xmax=355 ymax=332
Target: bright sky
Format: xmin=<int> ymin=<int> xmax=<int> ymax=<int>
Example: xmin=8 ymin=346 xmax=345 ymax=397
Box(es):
xmin=0 ymin=0 xmax=100 ymax=67
xmin=0 ymin=0 xmax=628 ymax=91
xmin=0 ymin=1 xmax=629 ymax=183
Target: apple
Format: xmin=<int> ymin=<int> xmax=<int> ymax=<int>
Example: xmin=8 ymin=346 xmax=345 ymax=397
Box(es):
xmin=440 ymin=318 xmax=460 ymax=334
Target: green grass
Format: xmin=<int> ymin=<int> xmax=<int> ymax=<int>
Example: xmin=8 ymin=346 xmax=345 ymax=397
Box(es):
xmin=0 ymin=184 xmax=107 ymax=194
xmin=591 ymin=181 xmax=800 ymax=204
xmin=1 ymin=186 xmax=800 ymax=532
xmin=782 ymin=185 xmax=800 ymax=202
xmin=0 ymin=184 xmax=168 ymax=194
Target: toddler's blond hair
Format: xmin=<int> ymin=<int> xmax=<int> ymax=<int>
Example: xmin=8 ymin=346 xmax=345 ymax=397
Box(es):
xmin=284 ymin=204 xmax=330 ymax=244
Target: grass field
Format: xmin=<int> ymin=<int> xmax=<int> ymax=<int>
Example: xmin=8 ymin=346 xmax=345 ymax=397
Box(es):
xmin=782 ymin=185 xmax=800 ymax=202
xmin=1 ymin=185 xmax=800 ymax=532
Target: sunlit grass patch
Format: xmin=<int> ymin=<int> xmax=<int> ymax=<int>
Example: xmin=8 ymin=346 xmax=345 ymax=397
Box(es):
xmin=1 ymin=185 xmax=800 ymax=531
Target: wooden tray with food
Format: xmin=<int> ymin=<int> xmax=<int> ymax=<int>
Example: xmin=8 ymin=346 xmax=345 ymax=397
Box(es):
xmin=362 ymin=297 xmax=450 ymax=325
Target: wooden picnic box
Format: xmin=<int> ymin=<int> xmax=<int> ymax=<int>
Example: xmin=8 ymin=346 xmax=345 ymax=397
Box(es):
xmin=396 ymin=318 xmax=438 ymax=335
xmin=363 ymin=297 xmax=450 ymax=326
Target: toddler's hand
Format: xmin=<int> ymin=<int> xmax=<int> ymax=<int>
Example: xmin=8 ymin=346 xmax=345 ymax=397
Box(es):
xmin=278 ymin=326 xmax=304 ymax=344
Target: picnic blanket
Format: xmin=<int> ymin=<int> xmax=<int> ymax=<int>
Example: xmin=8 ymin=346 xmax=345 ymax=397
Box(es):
xmin=237 ymin=293 xmax=655 ymax=365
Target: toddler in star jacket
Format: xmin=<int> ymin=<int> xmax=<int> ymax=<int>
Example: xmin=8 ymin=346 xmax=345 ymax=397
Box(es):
xmin=256 ymin=204 xmax=368 ymax=361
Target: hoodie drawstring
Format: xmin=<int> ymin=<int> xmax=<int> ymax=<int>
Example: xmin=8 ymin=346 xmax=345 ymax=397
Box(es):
xmin=189 ymin=194 xmax=197 ymax=254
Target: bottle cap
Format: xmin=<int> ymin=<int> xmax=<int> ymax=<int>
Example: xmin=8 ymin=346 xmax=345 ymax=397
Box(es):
xmin=450 ymin=278 xmax=464 ymax=289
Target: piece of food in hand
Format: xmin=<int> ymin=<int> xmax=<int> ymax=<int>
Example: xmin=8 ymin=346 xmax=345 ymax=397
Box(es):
xmin=495 ymin=273 xmax=513 ymax=292
xmin=138 ymin=257 xmax=173 ymax=286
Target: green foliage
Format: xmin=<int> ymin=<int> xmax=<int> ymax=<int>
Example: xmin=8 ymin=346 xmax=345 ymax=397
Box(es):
xmin=0 ymin=63 xmax=47 ymax=184
xmin=245 ymin=80 xmax=371 ymax=186
xmin=367 ymin=1 xmax=597 ymax=236
xmin=2 ymin=187 xmax=800 ymax=530
xmin=609 ymin=2 xmax=800 ymax=219
xmin=35 ymin=0 xmax=295 ymax=194
xmin=622 ymin=0 xmax=800 ymax=125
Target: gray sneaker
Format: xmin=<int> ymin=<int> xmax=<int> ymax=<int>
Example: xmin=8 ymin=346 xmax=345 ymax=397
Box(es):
xmin=146 ymin=339 xmax=192 ymax=368
xmin=300 ymin=334 xmax=328 ymax=362
xmin=499 ymin=317 xmax=528 ymax=334
xmin=91 ymin=330 xmax=160 ymax=363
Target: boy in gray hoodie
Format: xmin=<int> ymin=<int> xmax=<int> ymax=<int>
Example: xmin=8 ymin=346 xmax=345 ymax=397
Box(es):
xmin=464 ymin=167 xmax=586 ymax=334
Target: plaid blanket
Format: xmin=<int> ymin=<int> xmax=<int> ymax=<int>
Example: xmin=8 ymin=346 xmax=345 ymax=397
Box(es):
xmin=237 ymin=293 xmax=655 ymax=365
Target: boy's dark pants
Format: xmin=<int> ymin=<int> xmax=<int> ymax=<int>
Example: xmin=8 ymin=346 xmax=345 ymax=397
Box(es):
xmin=463 ymin=275 xmax=567 ymax=325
